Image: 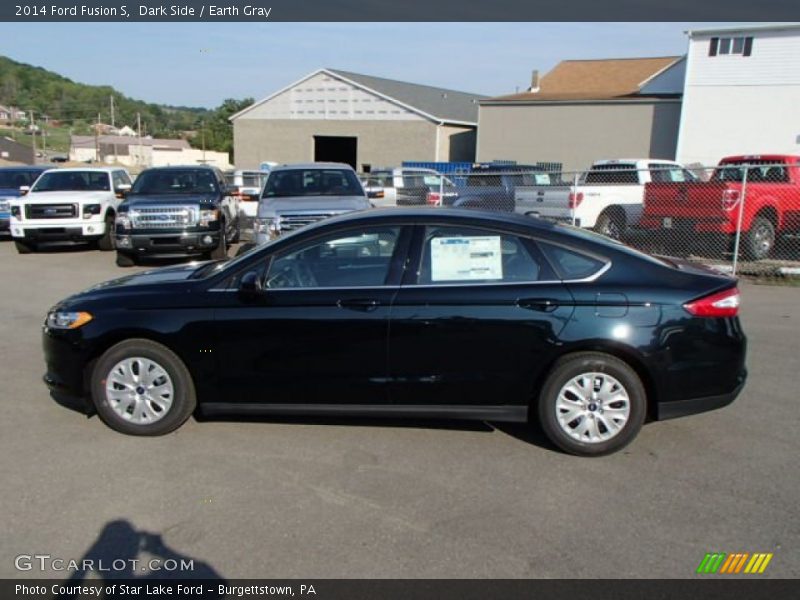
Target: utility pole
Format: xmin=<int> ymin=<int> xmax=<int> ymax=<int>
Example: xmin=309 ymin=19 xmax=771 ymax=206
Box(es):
xmin=68 ymin=127 xmax=73 ymax=161
xmin=137 ymin=112 xmax=143 ymax=166
xmin=201 ymin=119 xmax=206 ymax=163
xmin=29 ymin=110 xmax=36 ymax=162
xmin=42 ymin=115 xmax=48 ymax=157
xmin=110 ymin=95 xmax=115 ymax=128
xmin=95 ymin=112 xmax=101 ymax=163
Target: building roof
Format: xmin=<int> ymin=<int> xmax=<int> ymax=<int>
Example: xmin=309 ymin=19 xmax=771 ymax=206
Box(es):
xmin=687 ymin=23 xmax=800 ymax=37
xmin=71 ymin=135 xmax=190 ymax=149
xmin=231 ymin=68 xmax=487 ymax=125
xmin=485 ymin=56 xmax=682 ymax=103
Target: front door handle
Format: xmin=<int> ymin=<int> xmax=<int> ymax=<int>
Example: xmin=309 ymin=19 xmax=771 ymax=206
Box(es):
xmin=337 ymin=299 xmax=381 ymax=312
xmin=516 ymin=298 xmax=560 ymax=312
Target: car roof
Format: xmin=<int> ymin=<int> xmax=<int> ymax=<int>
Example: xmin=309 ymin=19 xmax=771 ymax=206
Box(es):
xmin=40 ymin=167 xmax=123 ymax=174
xmin=272 ymin=162 xmax=356 ymax=172
xmin=140 ymin=165 xmax=217 ymax=172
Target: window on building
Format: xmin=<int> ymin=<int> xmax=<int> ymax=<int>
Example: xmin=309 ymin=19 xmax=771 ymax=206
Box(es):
xmin=709 ymin=36 xmax=753 ymax=57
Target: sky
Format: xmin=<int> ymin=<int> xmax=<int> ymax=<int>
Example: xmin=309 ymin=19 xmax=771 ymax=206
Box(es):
xmin=0 ymin=22 xmax=733 ymax=110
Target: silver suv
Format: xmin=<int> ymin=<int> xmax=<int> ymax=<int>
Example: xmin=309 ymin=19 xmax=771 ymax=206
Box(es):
xmin=254 ymin=163 xmax=370 ymax=245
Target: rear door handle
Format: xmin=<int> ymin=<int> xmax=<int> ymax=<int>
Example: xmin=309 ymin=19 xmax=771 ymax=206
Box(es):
xmin=337 ymin=299 xmax=381 ymax=312
xmin=516 ymin=298 xmax=560 ymax=312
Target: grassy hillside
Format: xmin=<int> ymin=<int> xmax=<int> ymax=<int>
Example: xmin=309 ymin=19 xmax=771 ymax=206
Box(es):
xmin=0 ymin=55 xmax=209 ymax=140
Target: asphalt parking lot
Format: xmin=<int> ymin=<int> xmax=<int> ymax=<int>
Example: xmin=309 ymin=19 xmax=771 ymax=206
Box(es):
xmin=1 ymin=239 xmax=798 ymax=579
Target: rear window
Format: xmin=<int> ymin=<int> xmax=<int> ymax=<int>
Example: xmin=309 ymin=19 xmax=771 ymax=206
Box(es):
xmin=264 ymin=169 xmax=363 ymax=198
xmin=539 ymin=242 xmax=606 ymax=280
xmin=0 ymin=170 xmax=41 ymax=188
xmin=584 ymin=165 xmax=639 ymax=185
xmin=32 ymin=170 xmax=110 ymax=192
xmin=713 ymin=161 xmax=788 ymax=183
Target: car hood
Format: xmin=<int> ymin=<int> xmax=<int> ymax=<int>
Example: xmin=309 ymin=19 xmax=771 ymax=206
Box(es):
xmin=0 ymin=187 xmax=23 ymax=199
xmin=22 ymin=191 xmax=111 ymax=203
xmin=259 ymin=195 xmax=369 ymax=217
xmin=124 ymin=193 xmax=218 ymax=207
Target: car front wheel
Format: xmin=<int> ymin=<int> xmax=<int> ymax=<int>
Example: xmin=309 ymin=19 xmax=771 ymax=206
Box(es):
xmin=537 ymin=352 xmax=646 ymax=456
xmin=91 ymin=339 xmax=197 ymax=436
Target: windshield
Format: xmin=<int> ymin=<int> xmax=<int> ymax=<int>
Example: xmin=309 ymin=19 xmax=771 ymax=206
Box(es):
xmin=0 ymin=170 xmax=40 ymax=189
xmin=132 ymin=169 xmax=219 ymax=195
xmin=32 ymin=171 xmax=110 ymax=192
xmin=263 ymin=169 xmax=364 ymax=198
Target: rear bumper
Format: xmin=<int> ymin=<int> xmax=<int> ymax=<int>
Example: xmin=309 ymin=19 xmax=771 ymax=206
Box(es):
xmin=637 ymin=216 xmax=734 ymax=234
xmin=657 ymin=371 xmax=747 ymax=420
xmin=117 ymin=230 xmax=220 ymax=257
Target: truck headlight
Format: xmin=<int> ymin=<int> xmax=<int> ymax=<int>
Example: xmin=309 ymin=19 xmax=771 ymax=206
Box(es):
xmin=83 ymin=204 xmax=102 ymax=219
xmin=46 ymin=311 xmax=93 ymax=330
xmin=116 ymin=213 xmax=132 ymax=230
xmin=255 ymin=217 xmax=281 ymax=237
xmin=199 ymin=209 xmax=219 ymax=227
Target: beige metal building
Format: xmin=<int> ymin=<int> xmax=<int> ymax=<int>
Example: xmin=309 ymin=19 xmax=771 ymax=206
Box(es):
xmin=477 ymin=57 xmax=685 ymax=172
xmin=231 ymin=69 xmax=485 ymax=171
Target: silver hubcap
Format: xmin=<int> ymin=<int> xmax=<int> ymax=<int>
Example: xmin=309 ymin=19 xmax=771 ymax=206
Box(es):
xmin=555 ymin=372 xmax=630 ymax=444
xmin=753 ymin=225 xmax=773 ymax=254
xmin=105 ymin=357 xmax=174 ymax=425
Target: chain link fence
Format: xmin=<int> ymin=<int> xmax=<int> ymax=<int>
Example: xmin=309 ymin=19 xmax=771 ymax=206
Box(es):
xmin=382 ymin=161 xmax=800 ymax=279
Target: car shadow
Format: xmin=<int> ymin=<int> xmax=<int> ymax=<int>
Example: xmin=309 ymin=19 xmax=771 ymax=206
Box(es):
xmin=50 ymin=390 xmax=94 ymax=416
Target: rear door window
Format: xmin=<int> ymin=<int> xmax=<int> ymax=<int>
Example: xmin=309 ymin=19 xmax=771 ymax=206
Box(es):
xmin=539 ymin=242 xmax=607 ymax=280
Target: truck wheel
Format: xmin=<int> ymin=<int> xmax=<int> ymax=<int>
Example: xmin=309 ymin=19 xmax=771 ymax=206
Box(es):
xmin=96 ymin=214 xmax=115 ymax=251
xmin=116 ymin=251 xmax=136 ymax=267
xmin=741 ymin=217 xmax=775 ymax=261
xmin=594 ymin=211 xmax=625 ymax=240
xmin=229 ymin=219 xmax=241 ymax=244
xmin=14 ymin=240 xmax=35 ymax=254
xmin=210 ymin=225 xmax=228 ymax=259
xmin=91 ymin=338 xmax=196 ymax=436
xmin=537 ymin=352 xmax=647 ymax=457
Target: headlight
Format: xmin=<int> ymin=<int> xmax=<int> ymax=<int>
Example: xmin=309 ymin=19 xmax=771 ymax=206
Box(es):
xmin=116 ymin=213 xmax=131 ymax=230
xmin=255 ymin=217 xmax=281 ymax=236
xmin=0 ymin=200 xmax=9 ymax=213
xmin=46 ymin=311 xmax=93 ymax=330
xmin=83 ymin=203 xmax=102 ymax=219
xmin=199 ymin=209 xmax=219 ymax=227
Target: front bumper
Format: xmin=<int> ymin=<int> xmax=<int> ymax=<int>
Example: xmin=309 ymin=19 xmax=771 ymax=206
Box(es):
xmin=11 ymin=223 xmax=105 ymax=242
xmin=0 ymin=215 xmax=9 ymax=231
xmin=116 ymin=230 xmax=220 ymax=257
xmin=42 ymin=326 xmax=91 ymax=400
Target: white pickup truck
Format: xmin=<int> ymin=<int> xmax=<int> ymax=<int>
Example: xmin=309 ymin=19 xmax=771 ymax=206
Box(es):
xmin=514 ymin=159 xmax=696 ymax=238
xmin=9 ymin=167 xmax=132 ymax=254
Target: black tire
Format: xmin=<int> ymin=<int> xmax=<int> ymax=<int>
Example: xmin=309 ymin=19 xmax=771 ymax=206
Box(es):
xmin=594 ymin=211 xmax=624 ymax=240
xmin=14 ymin=239 xmax=35 ymax=254
xmin=210 ymin=223 xmax=227 ymax=259
xmin=97 ymin=213 xmax=115 ymax=251
xmin=537 ymin=352 xmax=647 ymax=457
xmin=116 ymin=251 xmax=136 ymax=267
xmin=91 ymin=338 xmax=196 ymax=436
xmin=741 ymin=216 xmax=775 ymax=261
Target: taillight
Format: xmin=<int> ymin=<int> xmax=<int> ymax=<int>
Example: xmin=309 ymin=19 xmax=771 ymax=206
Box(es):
xmin=426 ymin=192 xmax=442 ymax=206
xmin=722 ymin=189 xmax=740 ymax=211
xmin=568 ymin=192 xmax=584 ymax=209
xmin=684 ymin=287 xmax=740 ymax=317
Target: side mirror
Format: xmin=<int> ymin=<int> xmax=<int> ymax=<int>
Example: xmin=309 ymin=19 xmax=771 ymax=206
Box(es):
xmin=116 ymin=183 xmax=132 ymax=198
xmin=239 ymin=271 xmax=263 ymax=296
xmin=19 ymin=185 xmax=30 ymax=196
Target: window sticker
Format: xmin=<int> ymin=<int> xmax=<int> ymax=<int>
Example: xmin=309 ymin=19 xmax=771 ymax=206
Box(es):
xmin=430 ymin=236 xmax=503 ymax=281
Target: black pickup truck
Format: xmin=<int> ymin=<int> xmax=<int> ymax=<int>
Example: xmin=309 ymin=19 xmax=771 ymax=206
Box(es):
xmin=114 ymin=166 xmax=240 ymax=267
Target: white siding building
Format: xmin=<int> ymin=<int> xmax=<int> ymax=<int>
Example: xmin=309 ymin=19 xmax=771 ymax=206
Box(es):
xmin=676 ymin=24 xmax=800 ymax=166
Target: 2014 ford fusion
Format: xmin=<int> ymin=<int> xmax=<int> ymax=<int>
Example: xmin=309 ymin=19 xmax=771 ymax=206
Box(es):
xmin=43 ymin=209 xmax=746 ymax=456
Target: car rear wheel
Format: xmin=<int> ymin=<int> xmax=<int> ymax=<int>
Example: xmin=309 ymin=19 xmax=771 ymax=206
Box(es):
xmin=91 ymin=339 xmax=196 ymax=436
xmin=14 ymin=240 xmax=35 ymax=254
xmin=741 ymin=217 xmax=775 ymax=261
xmin=537 ymin=352 xmax=646 ymax=456
xmin=594 ymin=211 xmax=624 ymax=240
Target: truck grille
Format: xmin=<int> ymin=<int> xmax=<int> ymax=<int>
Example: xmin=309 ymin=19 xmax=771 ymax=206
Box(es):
xmin=279 ymin=213 xmax=337 ymax=232
xmin=131 ymin=206 xmax=197 ymax=229
xmin=25 ymin=204 xmax=78 ymax=219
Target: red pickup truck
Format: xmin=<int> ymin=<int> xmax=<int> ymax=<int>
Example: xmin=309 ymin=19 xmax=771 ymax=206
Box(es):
xmin=638 ymin=155 xmax=800 ymax=260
